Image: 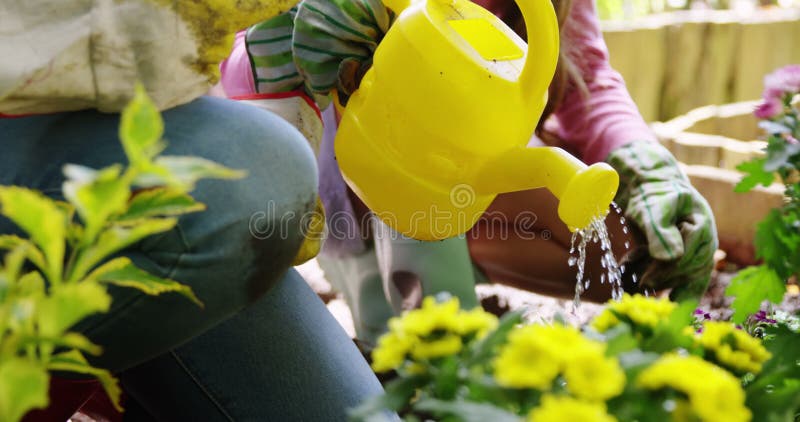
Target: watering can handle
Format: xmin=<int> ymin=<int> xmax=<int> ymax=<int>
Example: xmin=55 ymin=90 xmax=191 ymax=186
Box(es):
xmin=516 ymin=0 xmax=560 ymax=96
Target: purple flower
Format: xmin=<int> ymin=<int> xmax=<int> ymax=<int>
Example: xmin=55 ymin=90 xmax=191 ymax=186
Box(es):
xmin=754 ymin=98 xmax=782 ymax=119
xmin=693 ymin=308 xmax=711 ymax=320
xmin=753 ymin=310 xmax=778 ymax=325
xmin=763 ymin=64 xmax=800 ymax=98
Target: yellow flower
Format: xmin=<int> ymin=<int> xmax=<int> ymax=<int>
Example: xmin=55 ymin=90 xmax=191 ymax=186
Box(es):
xmin=637 ymin=354 xmax=751 ymax=422
xmin=456 ymin=307 xmax=499 ymax=338
xmin=528 ymin=395 xmax=617 ymax=422
xmin=591 ymin=294 xmax=677 ymax=332
xmin=494 ymin=325 xmax=562 ymax=389
xmin=693 ymin=321 xmax=771 ymax=374
xmin=394 ymin=297 xmax=460 ymax=337
xmin=372 ymin=297 xmax=499 ymax=370
xmin=410 ymin=334 xmax=463 ymax=360
xmin=371 ymin=331 xmax=414 ymax=373
xmin=563 ymin=352 xmax=626 ymax=401
xmin=494 ymin=324 xmax=621 ymax=394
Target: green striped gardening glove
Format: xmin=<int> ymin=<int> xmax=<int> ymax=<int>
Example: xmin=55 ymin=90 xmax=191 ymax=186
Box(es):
xmin=606 ymin=141 xmax=718 ymax=301
xmin=244 ymin=0 xmax=394 ymax=106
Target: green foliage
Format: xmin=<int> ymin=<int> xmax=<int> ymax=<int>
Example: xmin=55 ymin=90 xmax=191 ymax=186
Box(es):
xmin=726 ymin=266 xmax=786 ymax=324
xmin=745 ymin=323 xmax=800 ymax=422
xmin=728 ymin=73 xmax=800 ymax=323
xmin=0 ymin=84 xmax=243 ymax=421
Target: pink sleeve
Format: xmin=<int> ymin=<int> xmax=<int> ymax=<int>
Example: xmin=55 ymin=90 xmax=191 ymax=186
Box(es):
xmin=547 ymin=0 xmax=656 ymax=164
xmin=219 ymin=31 xmax=257 ymax=97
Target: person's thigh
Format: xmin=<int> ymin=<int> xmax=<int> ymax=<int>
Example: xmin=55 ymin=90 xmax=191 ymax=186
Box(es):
xmin=0 ymin=96 xmax=318 ymax=372
xmin=119 ymin=269 xmax=385 ymax=421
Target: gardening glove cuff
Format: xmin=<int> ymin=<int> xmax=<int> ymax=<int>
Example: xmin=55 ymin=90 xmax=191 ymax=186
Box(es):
xmin=606 ymin=141 xmax=718 ymax=300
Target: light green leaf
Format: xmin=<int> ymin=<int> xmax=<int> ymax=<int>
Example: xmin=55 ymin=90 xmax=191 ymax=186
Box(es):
xmin=63 ymin=165 xmax=131 ymax=243
xmin=120 ymin=84 xmax=164 ymax=165
xmin=20 ymin=332 xmax=102 ymax=357
xmin=0 ymin=236 xmax=46 ymax=274
xmin=468 ymin=310 xmax=523 ymax=364
xmin=735 ymin=158 xmax=775 ymax=193
xmin=88 ymin=257 xmax=202 ymax=307
xmin=754 ymin=209 xmax=800 ymax=279
xmin=16 ymin=272 xmax=45 ymax=298
xmin=121 ymin=188 xmax=205 ymax=220
xmin=0 ymin=359 xmax=49 ymax=422
xmin=135 ymin=156 xmax=245 ymax=191
xmin=413 ymin=399 xmax=520 ymax=422
xmin=726 ymin=265 xmax=786 ymax=324
xmin=69 ymin=218 xmax=177 ymax=282
xmin=37 ymin=282 xmax=111 ymax=338
xmin=0 ymin=187 xmax=65 ymax=283
xmin=48 ymin=349 xmax=122 ymax=412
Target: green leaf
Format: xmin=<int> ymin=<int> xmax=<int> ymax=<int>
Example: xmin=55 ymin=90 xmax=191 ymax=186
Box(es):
xmin=88 ymin=257 xmax=202 ymax=307
xmin=735 ymin=158 xmax=775 ymax=192
xmin=413 ymin=398 xmax=520 ymax=422
xmin=746 ymin=324 xmax=800 ymax=422
xmin=754 ymin=209 xmax=800 ymax=279
xmin=120 ymin=84 xmax=165 ymax=165
xmin=37 ymin=282 xmax=111 ymax=338
xmin=0 ymin=236 xmax=46 ymax=274
xmin=135 ymin=156 xmax=246 ymax=191
xmin=599 ymin=324 xmax=639 ymax=356
xmin=121 ymin=187 xmax=205 ymax=220
xmin=19 ymin=332 xmax=102 ymax=356
xmin=47 ymin=349 xmax=122 ymax=412
xmin=0 ymin=187 xmax=65 ymax=282
xmin=63 ymin=165 xmax=131 ymax=243
xmin=69 ymin=218 xmax=177 ymax=282
xmin=725 ymin=265 xmax=786 ymax=324
xmin=640 ymin=299 xmax=697 ymax=353
xmin=468 ymin=310 xmax=523 ymax=364
xmin=16 ymin=272 xmax=45 ymax=298
xmin=0 ymin=359 xmax=49 ymax=422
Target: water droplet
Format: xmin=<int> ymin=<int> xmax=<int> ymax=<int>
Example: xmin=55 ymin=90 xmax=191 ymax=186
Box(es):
xmin=622 ymin=226 xmax=629 ymax=234
xmin=624 ymin=241 xmax=630 ymax=249
xmin=765 ymin=385 xmax=775 ymax=393
xmin=600 ymin=274 xmax=606 ymax=285
xmin=632 ymin=274 xmax=638 ymax=284
xmin=644 ymin=290 xmax=650 ymax=297
xmin=662 ymin=400 xmax=676 ymax=412
xmin=568 ymin=257 xmax=577 ymax=266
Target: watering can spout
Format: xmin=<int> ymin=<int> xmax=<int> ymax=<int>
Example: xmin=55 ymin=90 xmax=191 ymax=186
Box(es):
xmin=474 ymin=147 xmax=620 ymax=231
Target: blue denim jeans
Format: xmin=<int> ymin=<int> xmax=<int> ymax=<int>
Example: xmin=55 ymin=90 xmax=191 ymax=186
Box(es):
xmin=0 ymin=96 xmax=383 ymax=420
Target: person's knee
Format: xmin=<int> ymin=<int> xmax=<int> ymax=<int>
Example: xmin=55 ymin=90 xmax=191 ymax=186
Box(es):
xmin=159 ymin=97 xmax=320 ymax=301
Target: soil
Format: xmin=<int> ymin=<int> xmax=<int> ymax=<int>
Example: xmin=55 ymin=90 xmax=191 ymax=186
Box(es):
xmin=296 ymin=255 xmax=800 ymax=337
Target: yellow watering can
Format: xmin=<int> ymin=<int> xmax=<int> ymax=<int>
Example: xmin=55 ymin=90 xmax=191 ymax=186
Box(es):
xmin=335 ymin=0 xmax=619 ymax=240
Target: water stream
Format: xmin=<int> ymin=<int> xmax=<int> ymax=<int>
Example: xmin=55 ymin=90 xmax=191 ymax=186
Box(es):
xmin=568 ymin=202 xmax=634 ymax=307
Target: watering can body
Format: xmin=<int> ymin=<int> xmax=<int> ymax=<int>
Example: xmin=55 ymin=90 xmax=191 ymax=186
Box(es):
xmin=335 ymin=0 xmax=619 ymax=240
